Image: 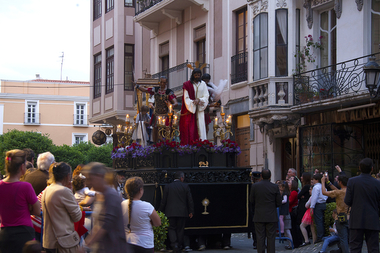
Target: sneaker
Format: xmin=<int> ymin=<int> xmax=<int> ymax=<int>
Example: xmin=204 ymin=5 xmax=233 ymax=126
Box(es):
xmin=223 ymin=246 xmax=230 ymax=250
xmin=198 ymin=245 xmax=205 ymax=251
xmin=183 ymin=246 xmax=192 ymax=252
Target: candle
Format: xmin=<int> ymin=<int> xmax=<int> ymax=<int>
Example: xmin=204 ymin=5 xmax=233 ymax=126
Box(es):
xmin=117 ymin=125 xmax=122 ymax=132
xmin=214 ymin=117 xmax=218 ymax=126
xmin=221 ymin=106 xmax=224 ymax=114
xmin=169 ymin=104 xmax=172 ymax=113
xmin=158 ymin=116 xmax=162 ymax=125
xmin=226 ymin=119 xmax=229 ymax=124
xmin=126 ymin=114 xmax=130 ymax=123
xmin=174 ymin=115 xmax=177 ymax=125
xmin=129 ymin=126 xmax=132 ymax=132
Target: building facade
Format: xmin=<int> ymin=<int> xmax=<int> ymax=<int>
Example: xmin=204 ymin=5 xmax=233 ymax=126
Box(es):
xmin=0 ymin=79 xmax=99 ymax=146
xmin=89 ymin=0 xmax=380 ymax=179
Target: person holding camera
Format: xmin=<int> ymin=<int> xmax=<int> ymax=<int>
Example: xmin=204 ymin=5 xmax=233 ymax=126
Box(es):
xmin=310 ymin=173 xmax=328 ymax=243
xmin=321 ymin=171 xmax=350 ymax=253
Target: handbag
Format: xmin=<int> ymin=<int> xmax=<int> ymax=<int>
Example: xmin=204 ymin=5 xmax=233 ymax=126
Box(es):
xmin=43 ymin=192 xmax=80 ymax=248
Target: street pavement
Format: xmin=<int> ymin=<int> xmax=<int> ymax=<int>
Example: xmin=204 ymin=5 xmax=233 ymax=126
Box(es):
xmin=178 ymin=233 xmax=369 ymax=253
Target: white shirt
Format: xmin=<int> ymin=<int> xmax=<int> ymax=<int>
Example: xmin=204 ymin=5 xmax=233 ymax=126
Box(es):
xmin=310 ymin=183 xmax=328 ymax=208
xmin=121 ymin=199 xmax=155 ymax=249
xmin=74 ymin=187 xmax=96 ymax=203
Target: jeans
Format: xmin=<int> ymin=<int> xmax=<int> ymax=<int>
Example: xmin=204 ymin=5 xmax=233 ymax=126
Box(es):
xmin=321 ymin=234 xmax=339 ymax=252
xmin=336 ymin=221 xmax=349 ymax=253
xmin=314 ymin=203 xmax=326 ymax=240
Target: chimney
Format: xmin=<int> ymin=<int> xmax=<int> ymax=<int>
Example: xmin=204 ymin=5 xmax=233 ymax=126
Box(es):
xmin=35 ymin=74 xmax=40 ymax=79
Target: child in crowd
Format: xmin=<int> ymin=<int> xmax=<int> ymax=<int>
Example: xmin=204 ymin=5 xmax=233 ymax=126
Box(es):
xmin=279 ymin=181 xmax=290 ymax=237
xmin=299 ymin=186 xmax=317 ymax=247
xmin=72 ymin=173 xmax=96 ymax=206
xmin=319 ymin=209 xmax=339 ymax=253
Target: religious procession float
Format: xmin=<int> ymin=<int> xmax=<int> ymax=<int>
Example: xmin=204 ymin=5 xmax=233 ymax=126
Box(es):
xmin=94 ymin=69 xmax=254 ymax=237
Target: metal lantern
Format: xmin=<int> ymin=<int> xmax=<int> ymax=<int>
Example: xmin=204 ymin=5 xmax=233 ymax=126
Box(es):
xmin=92 ymin=130 xmax=107 ymax=145
xmin=363 ymin=56 xmax=380 ymax=97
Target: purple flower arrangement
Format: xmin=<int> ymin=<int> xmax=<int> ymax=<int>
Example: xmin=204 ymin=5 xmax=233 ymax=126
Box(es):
xmin=111 ymin=139 xmax=241 ymax=159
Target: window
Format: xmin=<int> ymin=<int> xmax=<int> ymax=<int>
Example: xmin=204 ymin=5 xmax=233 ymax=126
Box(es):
xmin=125 ymin=44 xmax=134 ymax=91
xmin=94 ymin=54 xmax=102 ymax=98
xmin=25 ymin=101 xmax=39 ymax=124
xmin=253 ymin=13 xmax=268 ymax=80
xmin=236 ymin=8 xmax=247 ymax=55
xmin=125 ymin=0 xmax=133 ymax=7
xmin=295 ymin=9 xmax=301 ymax=74
xmin=196 ymin=39 xmax=206 ymax=64
xmin=194 ymin=26 xmax=206 ymax=66
xmin=159 ymin=42 xmax=169 ymax=74
xmin=72 ymin=133 xmax=88 ymax=145
xmin=275 ymin=9 xmax=288 ymax=76
xmin=106 ymin=47 xmax=114 ymax=94
xmin=93 ymin=0 xmax=102 ymax=20
xmin=74 ymin=103 xmax=87 ymax=125
xmin=232 ymin=8 xmax=248 ymax=84
xmin=372 ymin=0 xmax=380 ymax=58
xmin=106 ymin=0 xmax=114 ymax=13
xmin=320 ymin=9 xmax=337 ymax=69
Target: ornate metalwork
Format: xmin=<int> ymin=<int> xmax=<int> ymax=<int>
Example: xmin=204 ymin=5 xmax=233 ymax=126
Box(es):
xmin=356 ymin=0 xmax=363 ymax=11
xmin=276 ymin=0 xmax=287 ymax=8
xmin=231 ymin=52 xmax=248 ymax=84
xmin=136 ymin=155 xmax=154 ymax=167
xmin=213 ymin=113 xmax=233 ymax=141
xmin=293 ymin=53 xmax=380 ymax=105
xmin=152 ymin=61 xmax=210 ymax=92
xmin=135 ymin=0 xmax=164 ymax=16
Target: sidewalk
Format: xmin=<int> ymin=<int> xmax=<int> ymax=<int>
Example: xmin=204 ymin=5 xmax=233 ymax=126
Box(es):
xmin=180 ymin=233 xmax=367 ymax=253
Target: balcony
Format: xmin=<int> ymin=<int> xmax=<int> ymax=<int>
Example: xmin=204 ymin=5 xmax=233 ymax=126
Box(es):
xmin=152 ymin=61 xmax=210 ymax=92
xmin=293 ymin=53 xmax=380 ymax=112
xmin=134 ymin=0 xmax=208 ymax=34
xmin=24 ymin=113 xmax=40 ymax=125
xmin=231 ymin=52 xmax=248 ymax=84
xmin=74 ymin=114 xmax=89 ymax=126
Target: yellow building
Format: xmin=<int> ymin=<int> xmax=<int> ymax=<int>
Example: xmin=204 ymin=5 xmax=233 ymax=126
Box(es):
xmin=0 ymin=78 xmax=100 ymax=146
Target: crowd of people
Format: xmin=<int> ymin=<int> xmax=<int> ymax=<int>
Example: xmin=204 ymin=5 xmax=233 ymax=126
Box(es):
xmin=0 ymin=149 xmax=170 ymax=253
xmin=1 ymin=148 xmax=380 ymax=253
xmin=250 ymin=158 xmax=380 ymax=253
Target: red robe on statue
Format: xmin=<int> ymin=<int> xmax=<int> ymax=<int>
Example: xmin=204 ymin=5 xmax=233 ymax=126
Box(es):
xmin=180 ymin=81 xmax=199 ymax=145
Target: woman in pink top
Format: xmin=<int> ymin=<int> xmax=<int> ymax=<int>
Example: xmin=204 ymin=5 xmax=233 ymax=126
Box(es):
xmin=0 ymin=149 xmax=40 ymax=253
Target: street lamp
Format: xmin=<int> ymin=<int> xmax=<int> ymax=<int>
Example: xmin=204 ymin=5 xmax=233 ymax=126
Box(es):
xmin=363 ymin=56 xmax=380 ymax=98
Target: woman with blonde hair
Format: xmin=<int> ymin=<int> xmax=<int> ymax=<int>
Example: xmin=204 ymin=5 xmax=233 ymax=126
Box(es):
xmin=42 ymin=162 xmax=82 ymax=253
xmin=0 ymin=149 xmax=40 ymax=253
xmin=122 ymin=177 xmax=161 ymax=253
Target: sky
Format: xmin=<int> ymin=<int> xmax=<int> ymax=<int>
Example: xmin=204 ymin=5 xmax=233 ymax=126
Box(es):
xmin=0 ymin=0 xmax=90 ymax=82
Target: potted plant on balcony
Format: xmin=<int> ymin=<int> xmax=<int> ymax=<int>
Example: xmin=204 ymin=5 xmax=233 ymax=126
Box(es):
xmin=294 ymin=35 xmax=324 ymax=74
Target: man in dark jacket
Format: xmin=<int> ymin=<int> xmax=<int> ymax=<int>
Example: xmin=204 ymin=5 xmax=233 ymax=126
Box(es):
xmin=250 ymin=169 xmax=282 ymax=253
xmin=344 ymin=158 xmax=380 ymax=253
xmin=160 ymin=171 xmax=194 ymax=253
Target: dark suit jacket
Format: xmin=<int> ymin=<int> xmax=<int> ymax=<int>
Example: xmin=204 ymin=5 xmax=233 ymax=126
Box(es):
xmin=344 ymin=173 xmax=380 ymax=230
xmin=160 ymin=180 xmax=194 ymax=218
xmin=24 ymin=169 xmax=49 ymax=195
xmin=250 ymin=179 xmax=282 ymax=223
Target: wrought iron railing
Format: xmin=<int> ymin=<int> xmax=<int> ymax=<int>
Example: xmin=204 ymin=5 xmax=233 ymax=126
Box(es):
xmin=152 ymin=61 xmax=210 ymax=92
xmin=135 ymin=0 xmax=163 ymax=15
xmin=293 ymin=52 xmax=380 ymax=105
xmin=231 ymin=52 xmax=248 ymax=84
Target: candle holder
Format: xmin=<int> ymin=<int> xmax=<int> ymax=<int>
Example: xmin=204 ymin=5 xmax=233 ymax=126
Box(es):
xmin=116 ymin=118 xmax=137 ymax=147
xmin=157 ymin=112 xmax=180 ymax=140
xmin=213 ymin=113 xmax=233 ymax=141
